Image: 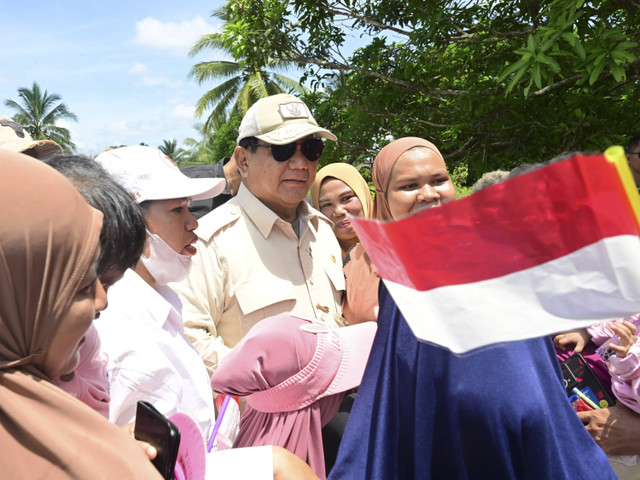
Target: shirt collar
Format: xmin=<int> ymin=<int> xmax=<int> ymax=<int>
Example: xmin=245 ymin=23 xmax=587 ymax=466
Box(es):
xmin=120 ymin=269 xmax=179 ymax=328
xmin=238 ymin=183 xmax=321 ymax=239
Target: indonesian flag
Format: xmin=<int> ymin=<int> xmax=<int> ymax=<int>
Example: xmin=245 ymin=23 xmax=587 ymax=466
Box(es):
xmin=351 ymin=147 xmax=640 ymax=353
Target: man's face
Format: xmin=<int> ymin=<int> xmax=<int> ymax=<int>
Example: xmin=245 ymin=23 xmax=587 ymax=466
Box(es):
xmin=236 ymin=135 xmax=318 ymax=222
xmin=627 ymin=143 xmax=640 ymax=187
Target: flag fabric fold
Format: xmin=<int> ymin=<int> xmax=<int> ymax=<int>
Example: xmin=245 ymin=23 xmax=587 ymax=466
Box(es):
xmin=351 ymin=147 xmax=640 ymax=353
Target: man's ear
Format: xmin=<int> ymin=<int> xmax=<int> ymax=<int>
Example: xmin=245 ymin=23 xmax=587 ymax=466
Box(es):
xmin=235 ymin=145 xmax=250 ymax=178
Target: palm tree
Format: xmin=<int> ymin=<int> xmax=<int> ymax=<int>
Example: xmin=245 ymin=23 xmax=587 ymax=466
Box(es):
xmin=158 ymin=139 xmax=186 ymax=164
xmin=4 ymin=82 xmax=78 ymax=151
xmin=189 ymin=12 xmax=308 ymax=134
xmin=181 ymin=116 xmax=242 ymax=166
xmin=181 ymin=131 xmax=216 ymax=166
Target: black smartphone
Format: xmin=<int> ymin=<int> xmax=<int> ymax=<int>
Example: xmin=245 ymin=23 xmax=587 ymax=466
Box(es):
xmin=561 ymin=353 xmax=616 ymax=408
xmin=134 ymin=401 xmax=181 ymax=480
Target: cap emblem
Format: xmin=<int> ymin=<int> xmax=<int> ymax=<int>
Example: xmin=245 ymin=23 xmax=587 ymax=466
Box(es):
xmin=279 ymin=102 xmax=308 ymax=119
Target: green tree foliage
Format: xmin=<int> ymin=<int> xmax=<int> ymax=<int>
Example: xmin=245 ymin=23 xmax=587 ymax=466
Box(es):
xmin=182 ymin=132 xmax=217 ymax=166
xmin=4 ymin=82 xmax=78 ymax=152
xmin=208 ymin=114 xmax=242 ymax=161
xmin=212 ymin=0 xmax=640 ymax=183
xmin=181 ymin=116 xmax=242 ymax=166
xmin=158 ymin=139 xmax=186 ymax=164
xmin=189 ymin=8 xmax=310 ymax=133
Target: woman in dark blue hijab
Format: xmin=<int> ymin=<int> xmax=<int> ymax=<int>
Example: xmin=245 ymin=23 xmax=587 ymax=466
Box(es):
xmin=329 ymin=283 xmax=616 ymax=479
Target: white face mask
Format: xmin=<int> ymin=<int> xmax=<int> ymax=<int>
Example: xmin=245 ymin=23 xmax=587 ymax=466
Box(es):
xmin=140 ymin=230 xmax=192 ymax=285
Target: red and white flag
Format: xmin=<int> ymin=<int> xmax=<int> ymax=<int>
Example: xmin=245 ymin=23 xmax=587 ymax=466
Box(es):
xmin=351 ymin=147 xmax=640 ymax=353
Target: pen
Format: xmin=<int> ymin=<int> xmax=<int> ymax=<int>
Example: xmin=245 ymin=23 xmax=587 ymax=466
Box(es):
xmin=207 ymin=395 xmax=232 ymax=452
xmin=572 ymin=387 xmax=600 ymax=410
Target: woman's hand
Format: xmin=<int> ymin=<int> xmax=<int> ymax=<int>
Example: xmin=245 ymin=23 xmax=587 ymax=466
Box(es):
xmin=122 ymin=421 xmax=157 ymax=461
xmin=272 ymin=446 xmax=320 ymax=480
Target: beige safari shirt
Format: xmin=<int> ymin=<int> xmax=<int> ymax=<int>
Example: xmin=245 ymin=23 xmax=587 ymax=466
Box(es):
xmin=172 ymin=183 xmax=346 ymax=376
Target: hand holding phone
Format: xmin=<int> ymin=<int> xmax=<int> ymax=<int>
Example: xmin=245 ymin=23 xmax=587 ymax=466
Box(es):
xmin=134 ymin=401 xmax=181 ymax=480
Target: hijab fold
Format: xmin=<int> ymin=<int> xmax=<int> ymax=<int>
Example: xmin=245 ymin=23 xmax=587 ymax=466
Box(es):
xmin=0 ymin=150 xmax=160 ymax=479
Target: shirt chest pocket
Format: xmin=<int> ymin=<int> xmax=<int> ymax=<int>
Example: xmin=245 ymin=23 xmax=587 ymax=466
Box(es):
xmin=324 ymin=263 xmax=346 ymax=293
xmin=234 ymin=276 xmax=297 ymax=330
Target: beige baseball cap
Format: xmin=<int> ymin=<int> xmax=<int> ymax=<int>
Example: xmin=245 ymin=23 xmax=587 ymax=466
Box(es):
xmin=237 ymin=93 xmax=337 ymax=145
xmin=0 ymin=116 xmax=63 ymax=159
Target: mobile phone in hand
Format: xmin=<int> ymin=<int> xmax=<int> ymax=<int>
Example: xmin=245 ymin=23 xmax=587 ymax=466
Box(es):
xmin=134 ymin=401 xmax=181 ymax=480
xmin=561 ymin=353 xmax=615 ymax=409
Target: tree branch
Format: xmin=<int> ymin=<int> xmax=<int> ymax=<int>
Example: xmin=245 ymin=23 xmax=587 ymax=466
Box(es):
xmin=321 ymin=3 xmax=412 ymax=37
xmin=531 ymin=58 xmax=640 ymax=96
xmin=357 ymin=107 xmax=450 ymax=129
xmin=530 ymin=75 xmax=582 ymax=96
xmin=443 ymin=137 xmax=477 ymax=160
xmin=448 ymin=27 xmax=535 ymax=45
xmin=288 ymin=52 xmax=470 ymax=95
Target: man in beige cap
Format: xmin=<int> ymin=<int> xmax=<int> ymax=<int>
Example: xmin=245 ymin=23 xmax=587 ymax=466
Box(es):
xmin=0 ymin=116 xmax=62 ymax=158
xmin=173 ymin=93 xmax=345 ymax=376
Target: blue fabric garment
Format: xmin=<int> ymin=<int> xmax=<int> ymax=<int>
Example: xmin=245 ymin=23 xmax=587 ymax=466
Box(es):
xmin=329 ymin=282 xmax=616 ymax=480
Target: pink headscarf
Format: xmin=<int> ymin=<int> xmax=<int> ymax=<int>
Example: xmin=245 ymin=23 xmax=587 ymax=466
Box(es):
xmin=372 ymin=137 xmax=444 ymax=220
xmin=211 ymin=315 xmax=376 ymax=479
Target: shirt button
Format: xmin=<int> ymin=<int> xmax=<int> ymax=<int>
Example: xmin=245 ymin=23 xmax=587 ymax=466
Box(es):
xmin=230 ymin=207 xmax=239 ymax=215
xmin=309 ymin=278 xmax=314 ymax=285
xmin=330 ymin=254 xmax=336 ymax=263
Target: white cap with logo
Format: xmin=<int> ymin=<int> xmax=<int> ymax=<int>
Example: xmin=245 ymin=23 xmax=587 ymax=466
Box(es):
xmin=237 ymin=93 xmax=337 ymax=145
xmin=95 ymin=146 xmax=226 ymax=203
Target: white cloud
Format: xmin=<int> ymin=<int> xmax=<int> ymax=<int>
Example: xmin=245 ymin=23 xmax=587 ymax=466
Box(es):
xmin=56 ymin=119 xmax=72 ymax=129
xmin=129 ymin=62 xmax=148 ymax=75
xmin=128 ymin=62 xmax=182 ymax=88
xmin=107 ymin=118 xmax=163 ymax=137
xmin=133 ymin=16 xmax=216 ymax=55
xmin=140 ymin=75 xmax=182 ymax=88
xmin=170 ymin=104 xmax=195 ymax=120
xmin=106 ymin=120 xmax=133 ymax=136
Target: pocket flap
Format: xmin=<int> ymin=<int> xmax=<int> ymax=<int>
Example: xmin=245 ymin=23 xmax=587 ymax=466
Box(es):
xmin=235 ymin=276 xmax=296 ymax=315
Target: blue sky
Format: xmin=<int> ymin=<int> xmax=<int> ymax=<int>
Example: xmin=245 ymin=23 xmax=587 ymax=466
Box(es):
xmin=0 ymin=1 xmax=232 ymax=156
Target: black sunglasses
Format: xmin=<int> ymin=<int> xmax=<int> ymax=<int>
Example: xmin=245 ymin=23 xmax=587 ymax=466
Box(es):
xmin=255 ymin=138 xmax=325 ymax=162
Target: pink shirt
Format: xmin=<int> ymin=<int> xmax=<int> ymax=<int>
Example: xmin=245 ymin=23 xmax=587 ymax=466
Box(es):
xmin=588 ymin=314 xmax=640 ymax=414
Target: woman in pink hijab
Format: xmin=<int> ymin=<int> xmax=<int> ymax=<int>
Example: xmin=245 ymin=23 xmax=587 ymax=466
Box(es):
xmin=211 ymin=314 xmax=376 ymax=480
xmin=342 ymin=137 xmax=456 ymax=325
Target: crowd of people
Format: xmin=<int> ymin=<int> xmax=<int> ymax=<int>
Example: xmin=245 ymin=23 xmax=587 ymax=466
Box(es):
xmin=1 ymin=94 xmax=640 ymax=479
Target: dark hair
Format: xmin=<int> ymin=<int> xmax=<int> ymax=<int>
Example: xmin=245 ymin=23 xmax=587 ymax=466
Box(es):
xmin=239 ymin=136 xmax=258 ymax=153
xmin=43 ymin=155 xmax=147 ymax=285
xmin=472 ymin=170 xmax=509 ymax=192
xmin=628 ymin=132 xmax=640 ymax=152
xmin=506 ymin=162 xmax=546 ymax=180
xmin=138 ymin=200 xmax=152 ymax=215
xmin=507 ymin=152 xmax=585 ymax=181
